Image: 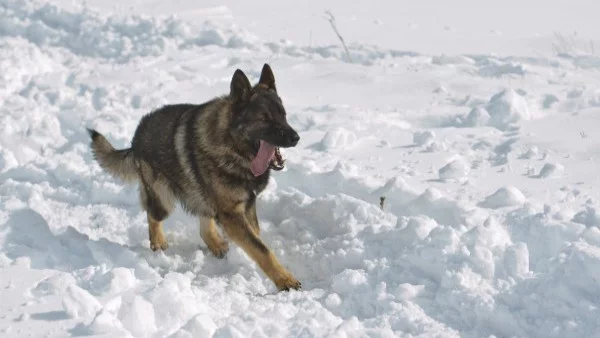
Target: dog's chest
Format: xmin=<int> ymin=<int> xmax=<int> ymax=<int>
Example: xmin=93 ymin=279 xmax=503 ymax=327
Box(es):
xmin=212 ymin=168 xmax=270 ymax=202
xmin=249 ymin=170 xmax=270 ymax=194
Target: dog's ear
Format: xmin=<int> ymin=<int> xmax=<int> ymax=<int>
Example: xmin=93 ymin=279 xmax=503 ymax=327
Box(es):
xmin=258 ymin=63 xmax=276 ymax=91
xmin=230 ymin=69 xmax=252 ymax=103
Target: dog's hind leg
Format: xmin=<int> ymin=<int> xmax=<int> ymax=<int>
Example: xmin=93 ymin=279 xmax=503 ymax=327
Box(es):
xmin=138 ymin=161 xmax=173 ymax=251
xmin=140 ymin=184 xmax=171 ymax=251
xmin=199 ymin=216 xmax=229 ymax=258
xmin=146 ymin=213 xmax=168 ymax=251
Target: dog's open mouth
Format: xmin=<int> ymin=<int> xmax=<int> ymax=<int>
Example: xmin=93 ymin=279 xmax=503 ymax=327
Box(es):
xmin=250 ymin=140 xmax=285 ymax=176
xmin=269 ymin=147 xmax=285 ymax=171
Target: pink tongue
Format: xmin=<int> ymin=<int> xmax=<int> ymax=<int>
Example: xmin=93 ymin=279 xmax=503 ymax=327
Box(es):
xmin=251 ymin=140 xmax=276 ymax=176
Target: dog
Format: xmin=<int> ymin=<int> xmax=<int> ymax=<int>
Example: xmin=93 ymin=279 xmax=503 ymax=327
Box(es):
xmin=87 ymin=64 xmax=301 ymax=291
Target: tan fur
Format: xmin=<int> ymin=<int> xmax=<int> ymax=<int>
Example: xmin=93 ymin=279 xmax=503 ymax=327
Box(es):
xmin=246 ymin=201 xmax=260 ymax=235
xmin=89 ymin=131 xmax=138 ymax=182
xmin=148 ymin=214 xmax=168 ymax=251
xmin=218 ymin=202 xmax=300 ymax=291
xmin=199 ymin=216 xmax=229 ymax=258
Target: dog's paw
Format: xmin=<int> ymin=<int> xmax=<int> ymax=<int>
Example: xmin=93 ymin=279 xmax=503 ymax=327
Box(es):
xmin=276 ymin=274 xmax=302 ymax=292
xmin=150 ymin=242 xmax=169 ymax=251
xmin=208 ymin=240 xmax=229 ymax=259
xmin=150 ymin=235 xmax=169 ymax=251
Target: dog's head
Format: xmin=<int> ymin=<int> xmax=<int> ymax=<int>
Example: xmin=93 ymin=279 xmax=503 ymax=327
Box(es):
xmin=229 ymin=64 xmax=300 ymax=176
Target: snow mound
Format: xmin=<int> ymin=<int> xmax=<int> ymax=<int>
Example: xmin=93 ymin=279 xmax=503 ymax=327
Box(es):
xmin=519 ymin=146 xmax=539 ymax=159
xmin=480 ymin=186 xmax=527 ymax=209
xmin=537 ymin=162 xmax=565 ymax=178
xmin=485 ymin=89 xmax=531 ymax=129
xmin=62 ymin=284 xmax=102 ymax=319
xmin=172 ymin=314 xmax=218 ymax=338
xmin=99 ymin=268 xmax=137 ymax=296
xmin=316 ymin=127 xmax=358 ymax=151
xmin=463 ymin=107 xmax=491 ymax=127
xmin=413 ymin=130 xmax=436 ymax=146
xmin=455 ymin=90 xmax=530 ymax=129
xmin=438 ymin=158 xmax=470 ymax=181
xmin=119 ymin=295 xmax=157 ymax=336
xmin=572 ymin=206 xmax=600 ymax=227
xmin=542 ymin=94 xmax=559 ymax=109
xmin=77 ymin=309 xmax=128 ymax=336
xmin=424 ymin=140 xmax=448 ymax=152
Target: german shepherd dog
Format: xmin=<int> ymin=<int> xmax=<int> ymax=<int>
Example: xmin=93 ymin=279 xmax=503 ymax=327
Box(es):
xmin=87 ymin=64 xmax=301 ymax=291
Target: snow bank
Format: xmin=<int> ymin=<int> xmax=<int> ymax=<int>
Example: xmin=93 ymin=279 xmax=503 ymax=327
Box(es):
xmin=431 ymin=54 xmax=475 ymax=66
xmin=0 ymin=0 xmax=259 ymax=61
xmin=478 ymin=61 xmax=526 ymax=78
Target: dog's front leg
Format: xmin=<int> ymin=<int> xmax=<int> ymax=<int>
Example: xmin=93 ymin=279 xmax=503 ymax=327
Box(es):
xmin=245 ymin=198 xmax=260 ymax=235
xmin=218 ymin=204 xmax=300 ymax=291
xmin=199 ymin=216 xmax=229 ymax=258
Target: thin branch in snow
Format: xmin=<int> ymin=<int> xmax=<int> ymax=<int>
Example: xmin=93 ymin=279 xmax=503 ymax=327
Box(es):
xmin=324 ymin=10 xmax=353 ymax=63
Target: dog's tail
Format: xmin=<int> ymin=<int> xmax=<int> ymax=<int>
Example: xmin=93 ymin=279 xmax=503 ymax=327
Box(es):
xmin=87 ymin=128 xmax=138 ymax=183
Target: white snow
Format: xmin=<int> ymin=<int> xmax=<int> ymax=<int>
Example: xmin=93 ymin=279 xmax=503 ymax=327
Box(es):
xmin=485 ymin=89 xmax=531 ymax=130
xmin=504 ymin=242 xmax=530 ymax=278
xmin=538 ymin=162 xmax=565 ymax=178
xmin=62 ymin=284 xmax=102 ymax=319
xmin=2 ymin=0 xmax=600 ymax=337
xmin=480 ymin=186 xmax=527 ymax=209
xmin=462 ymin=107 xmax=491 ymax=127
xmin=317 ymin=127 xmax=358 ymax=151
xmin=438 ymin=157 xmax=470 ymax=181
xmin=413 ymin=130 xmax=435 ymax=146
xmin=394 ymin=283 xmax=425 ymax=301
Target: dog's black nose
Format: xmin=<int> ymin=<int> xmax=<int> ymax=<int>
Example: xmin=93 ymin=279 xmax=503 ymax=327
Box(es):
xmin=289 ymin=132 xmax=300 ymax=146
xmin=278 ymin=129 xmax=300 ymax=147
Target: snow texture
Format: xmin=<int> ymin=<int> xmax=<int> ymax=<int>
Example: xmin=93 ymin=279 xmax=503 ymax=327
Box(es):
xmin=480 ymin=186 xmax=527 ymax=209
xmin=438 ymin=157 xmax=470 ymax=181
xmin=2 ymin=0 xmax=600 ymax=337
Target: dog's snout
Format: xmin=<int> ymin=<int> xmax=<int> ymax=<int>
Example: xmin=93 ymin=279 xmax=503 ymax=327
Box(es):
xmin=273 ymin=128 xmax=300 ymax=147
xmin=289 ymin=131 xmax=300 ymax=146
